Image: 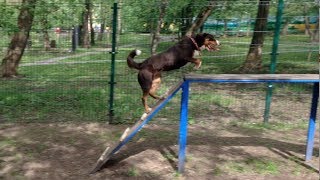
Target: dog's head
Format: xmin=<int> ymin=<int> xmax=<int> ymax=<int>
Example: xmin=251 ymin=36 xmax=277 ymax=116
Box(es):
xmin=196 ymin=33 xmax=220 ymax=51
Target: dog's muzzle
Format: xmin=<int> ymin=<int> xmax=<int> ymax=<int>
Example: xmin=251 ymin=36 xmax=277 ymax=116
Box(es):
xmin=206 ymin=40 xmax=220 ymax=51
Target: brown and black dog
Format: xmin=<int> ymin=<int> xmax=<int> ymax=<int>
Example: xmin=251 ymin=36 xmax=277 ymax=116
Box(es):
xmin=127 ymin=33 xmax=220 ymax=113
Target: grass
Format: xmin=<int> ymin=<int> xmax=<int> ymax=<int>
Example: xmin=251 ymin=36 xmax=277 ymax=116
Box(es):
xmin=225 ymin=157 xmax=280 ymax=175
xmin=127 ymin=167 xmax=139 ymax=177
xmin=0 ymin=33 xmax=318 ymax=123
xmin=230 ymin=120 xmax=308 ymax=132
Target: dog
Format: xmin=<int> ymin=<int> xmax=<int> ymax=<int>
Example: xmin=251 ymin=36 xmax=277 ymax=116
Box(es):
xmin=127 ymin=33 xmax=220 ymax=113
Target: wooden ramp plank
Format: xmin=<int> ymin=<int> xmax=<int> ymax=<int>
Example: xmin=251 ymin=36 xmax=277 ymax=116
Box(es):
xmin=90 ymin=80 xmax=184 ymax=174
xmin=185 ymin=74 xmax=319 ymax=82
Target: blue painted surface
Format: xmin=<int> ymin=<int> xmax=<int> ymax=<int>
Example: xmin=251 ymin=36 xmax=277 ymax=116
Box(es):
xmin=178 ymin=81 xmax=189 ymax=173
xmin=305 ymin=82 xmax=319 ymax=161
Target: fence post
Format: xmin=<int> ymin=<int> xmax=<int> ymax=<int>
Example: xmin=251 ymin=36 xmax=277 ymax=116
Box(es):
xmin=71 ymin=26 xmax=76 ymax=52
xmin=263 ymin=0 xmax=284 ymax=123
xmin=108 ymin=2 xmax=118 ymax=123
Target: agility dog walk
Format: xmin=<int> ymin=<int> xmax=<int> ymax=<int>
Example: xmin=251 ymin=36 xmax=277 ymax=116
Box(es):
xmin=91 ymin=74 xmax=319 ymax=174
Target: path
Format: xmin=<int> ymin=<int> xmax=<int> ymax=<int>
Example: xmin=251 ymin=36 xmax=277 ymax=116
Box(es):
xmin=21 ymin=52 xmax=102 ymax=67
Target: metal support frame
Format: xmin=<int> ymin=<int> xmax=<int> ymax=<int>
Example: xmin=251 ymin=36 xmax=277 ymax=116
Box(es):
xmin=178 ymin=81 xmax=189 ymax=173
xmin=177 ymin=74 xmax=318 ymax=173
xmin=305 ymin=82 xmax=319 ymax=161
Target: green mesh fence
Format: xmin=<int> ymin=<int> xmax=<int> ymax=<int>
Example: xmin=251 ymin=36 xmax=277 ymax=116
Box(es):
xmin=0 ymin=1 xmax=318 ymax=124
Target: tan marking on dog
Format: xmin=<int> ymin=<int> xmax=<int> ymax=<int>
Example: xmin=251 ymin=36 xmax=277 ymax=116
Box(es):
xmin=149 ymin=77 xmax=161 ymax=99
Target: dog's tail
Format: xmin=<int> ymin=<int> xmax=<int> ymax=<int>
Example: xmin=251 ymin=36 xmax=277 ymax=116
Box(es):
xmin=127 ymin=49 xmax=142 ymax=70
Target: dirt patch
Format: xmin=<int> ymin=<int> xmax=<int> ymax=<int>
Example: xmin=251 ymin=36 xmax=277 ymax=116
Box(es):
xmin=0 ymin=122 xmax=318 ymax=179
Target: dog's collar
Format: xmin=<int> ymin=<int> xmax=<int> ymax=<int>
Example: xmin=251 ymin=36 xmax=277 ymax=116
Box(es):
xmin=189 ymin=37 xmax=200 ymax=51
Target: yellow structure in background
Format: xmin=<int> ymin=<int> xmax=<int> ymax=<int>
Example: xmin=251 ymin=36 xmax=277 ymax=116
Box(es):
xmin=290 ymin=24 xmax=317 ymax=32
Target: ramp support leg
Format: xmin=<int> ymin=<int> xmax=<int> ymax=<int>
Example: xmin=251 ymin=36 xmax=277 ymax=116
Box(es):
xmin=305 ymin=82 xmax=319 ymax=161
xmin=178 ymin=81 xmax=189 ymax=173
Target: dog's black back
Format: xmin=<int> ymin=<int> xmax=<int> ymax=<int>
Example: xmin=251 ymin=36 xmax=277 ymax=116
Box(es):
xmin=127 ymin=33 xmax=215 ymax=72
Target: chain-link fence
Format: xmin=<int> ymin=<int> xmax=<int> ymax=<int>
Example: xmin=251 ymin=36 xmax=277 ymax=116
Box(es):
xmin=0 ymin=1 xmax=318 ymax=124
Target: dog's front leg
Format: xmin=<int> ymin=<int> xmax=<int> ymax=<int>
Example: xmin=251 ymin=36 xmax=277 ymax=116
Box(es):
xmin=188 ymin=58 xmax=202 ymax=69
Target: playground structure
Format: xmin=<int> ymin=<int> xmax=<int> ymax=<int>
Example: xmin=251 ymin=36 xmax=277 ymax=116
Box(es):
xmin=91 ymin=74 xmax=319 ymax=174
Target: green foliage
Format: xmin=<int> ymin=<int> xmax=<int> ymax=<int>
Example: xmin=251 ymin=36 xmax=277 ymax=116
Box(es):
xmin=0 ymin=2 xmax=19 ymax=33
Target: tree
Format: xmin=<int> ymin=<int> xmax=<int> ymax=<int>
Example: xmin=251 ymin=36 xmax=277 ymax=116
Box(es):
xmin=150 ymin=0 xmax=168 ymax=55
xmin=185 ymin=0 xmax=216 ymax=36
xmin=80 ymin=0 xmax=91 ymax=48
xmin=178 ymin=2 xmax=195 ymax=36
xmin=35 ymin=0 xmax=57 ymax=50
xmin=303 ymin=3 xmax=319 ymax=42
xmin=239 ymin=0 xmax=270 ymax=73
xmin=1 ymin=0 xmax=37 ymax=78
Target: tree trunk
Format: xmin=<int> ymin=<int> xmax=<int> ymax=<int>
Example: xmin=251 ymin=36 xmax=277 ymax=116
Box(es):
xmin=239 ymin=0 xmax=270 ymax=73
xmin=97 ymin=22 xmax=105 ymax=41
xmin=116 ymin=0 xmax=122 ymax=45
xmin=97 ymin=2 xmax=107 ymax=41
xmin=1 ymin=0 xmax=36 ymax=78
xmin=223 ymin=19 xmax=228 ymax=37
xmin=281 ymin=19 xmax=289 ymax=36
xmin=185 ymin=0 xmax=215 ymax=36
xmin=43 ymin=30 xmax=51 ymax=50
xmin=304 ymin=14 xmax=319 ymax=42
xmin=82 ymin=0 xmax=90 ymax=48
xmin=180 ymin=2 xmax=194 ymax=37
xmin=89 ymin=5 xmax=95 ymax=46
xmin=41 ymin=17 xmax=51 ymax=50
xmin=304 ymin=15 xmax=312 ymax=36
xmin=150 ymin=0 xmax=168 ymax=55
xmin=312 ymin=18 xmax=319 ymax=42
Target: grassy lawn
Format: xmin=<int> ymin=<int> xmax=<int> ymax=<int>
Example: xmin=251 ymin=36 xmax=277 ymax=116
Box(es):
xmin=0 ymin=33 xmax=318 ymax=123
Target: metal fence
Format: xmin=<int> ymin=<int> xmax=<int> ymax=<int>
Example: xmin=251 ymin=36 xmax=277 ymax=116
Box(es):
xmin=0 ymin=1 xmax=319 ymax=124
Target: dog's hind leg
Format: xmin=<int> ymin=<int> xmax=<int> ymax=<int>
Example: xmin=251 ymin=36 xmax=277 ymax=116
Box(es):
xmin=142 ymin=91 xmax=152 ymax=113
xmin=138 ymin=70 xmax=153 ymax=113
xmin=149 ymin=75 xmax=162 ymax=100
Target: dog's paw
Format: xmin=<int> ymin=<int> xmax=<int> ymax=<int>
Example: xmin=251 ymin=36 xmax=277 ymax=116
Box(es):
xmin=144 ymin=107 xmax=152 ymax=115
xmin=160 ymin=93 xmax=168 ymax=100
xmin=141 ymin=113 xmax=148 ymax=120
xmin=194 ymin=61 xmax=202 ymax=69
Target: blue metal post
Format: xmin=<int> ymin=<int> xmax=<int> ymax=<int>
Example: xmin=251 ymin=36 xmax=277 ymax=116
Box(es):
xmin=305 ymin=82 xmax=319 ymax=161
xmin=178 ymin=81 xmax=189 ymax=173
